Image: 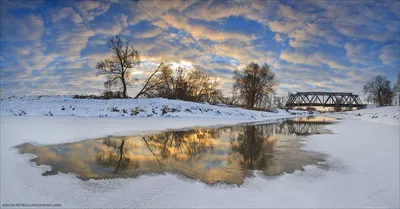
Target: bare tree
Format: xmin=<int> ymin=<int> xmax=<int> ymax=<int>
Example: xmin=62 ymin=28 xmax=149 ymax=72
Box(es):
xmin=363 ymin=75 xmax=393 ymax=107
xmin=96 ymin=36 xmax=140 ymax=98
xmin=393 ymin=73 xmax=400 ymax=105
xmin=234 ymin=62 xmax=277 ymax=108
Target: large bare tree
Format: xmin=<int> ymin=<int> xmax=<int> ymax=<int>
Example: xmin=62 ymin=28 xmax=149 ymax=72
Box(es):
xmin=234 ymin=62 xmax=277 ymax=108
xmin=96 ymin=36 xmax=140 ymax=98
xmin=363 ymin=75 xmax=393 ymax=106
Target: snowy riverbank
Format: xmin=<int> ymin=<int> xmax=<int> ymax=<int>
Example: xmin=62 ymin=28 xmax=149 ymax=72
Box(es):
xmin=0 ymin=96 xmax=307 ymax=120
xmin=1 ymin=97 xmax=399 ymax=208
xmin=331 ymin=106 xmax=399 ymax=126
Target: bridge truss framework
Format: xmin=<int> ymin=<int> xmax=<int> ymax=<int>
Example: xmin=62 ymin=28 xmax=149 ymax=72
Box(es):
xmin=285 ymin=92 xmax=366 ymax=108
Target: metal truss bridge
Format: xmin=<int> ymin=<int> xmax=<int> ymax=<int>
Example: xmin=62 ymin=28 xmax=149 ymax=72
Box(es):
xmin=285 ymin=92 xmax=366 ymax=108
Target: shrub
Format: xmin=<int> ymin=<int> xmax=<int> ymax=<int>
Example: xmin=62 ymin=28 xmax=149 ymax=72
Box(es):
xmin=131 ymin=107 xmax=144 ymax=116
xmin=14 ymin=110 xmax=27 ymax=116
xmin=333 ymin=106 xmax=342 ymax=112
xmin=73 ymin=91 xmax=126 ymax=100
xmin=306 ymin=106 xmax=317 ymax=111
xmin=73 ymin=94 xmax=99 ymax=99
xmin=102 ymin=90 xmax=123 ymax=99
xmin=161 ymin=105 xmax=180 ymax=116
xmin=110 ymin=107 xmax=120 ymax=112
xmin=44 ymin=111 xmax=53 ymax=116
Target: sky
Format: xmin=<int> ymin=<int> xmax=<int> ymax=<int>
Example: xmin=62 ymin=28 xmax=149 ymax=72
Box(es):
xmin=0 ymin=0 xmax=399 ymax=99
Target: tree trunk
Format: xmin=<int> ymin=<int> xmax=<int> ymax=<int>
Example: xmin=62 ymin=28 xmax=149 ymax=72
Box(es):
xmin=121 ymin=75 xmax=127 ymax=98
xmin=134 ymin=61 xmax=164 ymax=99
xmin=378 ymin=90 xmax=382 ymax=107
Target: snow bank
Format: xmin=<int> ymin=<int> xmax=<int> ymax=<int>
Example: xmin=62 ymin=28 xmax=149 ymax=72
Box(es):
xmin=1 ymin=116 xmax=398 ymax=208
xmin=0 ymin=96 xmax=308 ymax=120
xmin=331 ymin=106 xmax=399 ymax=126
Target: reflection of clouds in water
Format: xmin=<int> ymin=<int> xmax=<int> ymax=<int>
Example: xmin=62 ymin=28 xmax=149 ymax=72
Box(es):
xmin=290 ymin=116 xmax=337 ymax=122
xmin=16 ymin=117 xmax=335 ymax=184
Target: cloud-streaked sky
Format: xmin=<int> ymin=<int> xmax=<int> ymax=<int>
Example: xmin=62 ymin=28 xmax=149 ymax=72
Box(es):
xmin=1 ymin=0 xmax=399 ymax=98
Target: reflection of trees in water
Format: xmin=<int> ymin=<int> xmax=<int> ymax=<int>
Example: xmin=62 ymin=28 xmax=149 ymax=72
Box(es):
xmin=230 ymin=125 xmax=276 ymax=170
xmin=94 ymin=118 xmax=330 ymax=175
xmin=95 ymin=137 xmax=139 ymax=174
xmin=95 ymin=129 xmax=220 ymax=172
xmin=229 ymin=118 xmax=330 ymax=174
xmin=142 ymin=129 xmax=220 ymax=161
xmin=17 ymin=117 xmax=331 ymax=183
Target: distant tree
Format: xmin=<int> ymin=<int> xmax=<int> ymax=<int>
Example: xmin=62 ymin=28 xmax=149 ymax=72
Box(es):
xmin=333 ymin=106 xmax=342 ymax=112
xmin=271 ymin=96 xmax=287 ymax=108
xmin=363 ymin=75 xmax=393 ymax=107
xmin=393 ymin=73 xmax=400 ymax=105
xmin=234 ymin=62 xmax=277 ymax=108
xmin=96 ymin=36 xmax=140 ymax=98
xmin=306 ymin=106 xmax=317 ymax=111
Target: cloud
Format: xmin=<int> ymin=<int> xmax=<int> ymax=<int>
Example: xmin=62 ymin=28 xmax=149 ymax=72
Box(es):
xmin=379 ymin=43 xmax=400 ymax=64
xmin=133 ymin=27 xmax=163 ymax=39
xmin=328 ymin=2 xmax=399 ymax=42
xmin=51 ymin=7 xmax=82 ymax=23
xmin=273 ymin=33 xmax=283 ymax=43
xmin=129 ymin=0 xmax=196 ymax=25
xmin=344 ymin=43 xmax=379 ymax=65
xmin=48 ymin=24 xmax=95 ymax=61
xmin=94 ymin=14 xmax=128 ymax=36
xmin=268 ymin=21 xmax=300 ymax=34
xmin=0 ymin=12 xmax=44 ymax=41
xmin=280 ymin=51 xmax=346 ymax=70
xmin=75 ymin=0 xmax=112 ymax=22
xmin=278 ymin=4 xmax=310 ymax=21
xmin=184 ymin=0 xmax=271 ymax=25
xmin=159 ymin=13 xmax=253 ymax=42
xmin=83 ymin=0 xmax=100 ymax=10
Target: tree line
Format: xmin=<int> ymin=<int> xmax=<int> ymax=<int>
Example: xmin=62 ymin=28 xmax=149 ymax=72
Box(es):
xmin=95 ymin=36 xmax=277 ymax=109
xmin=94 ymin=36 xmax=400 ymax=109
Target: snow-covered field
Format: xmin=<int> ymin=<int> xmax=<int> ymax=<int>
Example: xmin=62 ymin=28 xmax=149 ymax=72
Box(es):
xmin=0 ymin=97 xmax=399 ymax=208
xmin=0 ymin=96 xmax=307 ymax=120
xmin=331 ymin=106 xmax=399 ymax=126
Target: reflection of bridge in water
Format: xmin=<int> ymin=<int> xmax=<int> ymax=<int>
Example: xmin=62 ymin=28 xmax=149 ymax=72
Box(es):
xmin=285 ymin=120 xmax=333 ymax=135
xmin=286 ymin=92 xmax=366 ymax=108
xmin=265 ymin=118 xmax=334 ymax=136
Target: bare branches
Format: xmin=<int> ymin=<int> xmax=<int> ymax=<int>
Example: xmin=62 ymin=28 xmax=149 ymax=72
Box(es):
xmin=96 ymin=36 xmax=141 ymax=98
xmin=134 ymin=59 xmax=167 ymax=99
xmin=363 ymin=75 xmax=394 ymax=106
xmin=234 ymin=62 xmax=277 ymax=108
xmin=135 ymin=64 xmax=220 ymax=103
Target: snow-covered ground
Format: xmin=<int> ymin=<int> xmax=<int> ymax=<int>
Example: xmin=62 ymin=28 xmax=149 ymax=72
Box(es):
xmin=0 ymin=96 xmax=307 ymax=120
xmin=1 ymin=97 xmax=399 ymax=208
xmin=1 ymin=115 xmax=398 ymax=208
xmin=331 ymin=106 xmax=399 ymax=126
